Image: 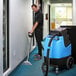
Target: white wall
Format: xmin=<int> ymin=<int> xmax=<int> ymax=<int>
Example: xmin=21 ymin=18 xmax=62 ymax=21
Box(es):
xmin=0 ymin=0 xmax=3 ymax=76
xmin=4 ymin=0 xmax=33 ymax=76
xmin=43 ymin=2 xmax=49 ymax=38
xmin=73 ymin=0 xmax=76 ymax=25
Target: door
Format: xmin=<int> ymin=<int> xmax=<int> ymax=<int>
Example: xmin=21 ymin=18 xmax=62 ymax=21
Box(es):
xmin=3 ymin=0 xmax=9 ymax=72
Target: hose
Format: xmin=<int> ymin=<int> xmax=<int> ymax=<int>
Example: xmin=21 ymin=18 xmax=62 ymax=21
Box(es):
xmin=44 ymin=34 xmax=58 ymax=76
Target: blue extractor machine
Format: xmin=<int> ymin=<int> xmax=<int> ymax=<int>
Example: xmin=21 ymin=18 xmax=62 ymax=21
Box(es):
xmin=42 ymin=27 xmax=74 ymax=75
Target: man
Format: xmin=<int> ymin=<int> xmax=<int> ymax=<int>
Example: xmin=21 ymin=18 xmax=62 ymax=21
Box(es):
xmin=30 ymin=4 xmax=43 ymax=60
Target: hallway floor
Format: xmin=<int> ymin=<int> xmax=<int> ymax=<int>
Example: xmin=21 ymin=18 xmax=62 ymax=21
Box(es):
xmin=9 ymin=47 xmax=76 ymax=76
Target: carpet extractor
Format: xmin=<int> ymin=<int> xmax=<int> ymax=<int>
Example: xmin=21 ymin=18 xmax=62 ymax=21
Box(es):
xmin=42 ymin=27 xmax=74 ymax=76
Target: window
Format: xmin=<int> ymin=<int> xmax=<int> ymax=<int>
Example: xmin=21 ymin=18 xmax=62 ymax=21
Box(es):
xmin=51 ymin=3 xmax=72 ymax=29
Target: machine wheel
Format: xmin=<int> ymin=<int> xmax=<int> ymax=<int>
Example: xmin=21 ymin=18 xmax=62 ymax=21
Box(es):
xmin=41 ymin=63 xmax=51 ymax=72
xmin=42 ymin=63 xmax=47 ymax=72
xmin=66 ymin=56 xmax=74 ymax=69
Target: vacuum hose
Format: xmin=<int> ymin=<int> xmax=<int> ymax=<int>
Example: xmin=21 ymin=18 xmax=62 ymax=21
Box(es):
xmin=44 ymin=34 xmax=59 ymax=76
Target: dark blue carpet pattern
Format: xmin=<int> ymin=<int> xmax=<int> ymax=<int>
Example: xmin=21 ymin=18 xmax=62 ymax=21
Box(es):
xmin=9 ymin=47 xmax=76 ymax=76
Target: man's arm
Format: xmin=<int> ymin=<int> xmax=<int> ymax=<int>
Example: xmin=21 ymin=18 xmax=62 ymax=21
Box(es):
xmin=30 ymin=22 xmax=38 ymax=33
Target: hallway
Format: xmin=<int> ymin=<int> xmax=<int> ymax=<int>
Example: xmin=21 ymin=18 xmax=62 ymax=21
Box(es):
xmin=9 ymin=47 xmax=76 ymax=76
xmin=0 ymin=0 xmax=76 ymax=76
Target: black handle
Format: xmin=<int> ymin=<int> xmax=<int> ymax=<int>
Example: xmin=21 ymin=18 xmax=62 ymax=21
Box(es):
xmin=48 ymin=34 xmax=57 ymax=47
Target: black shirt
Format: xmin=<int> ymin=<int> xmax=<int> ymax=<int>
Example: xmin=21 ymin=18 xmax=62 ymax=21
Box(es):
xmin=34 ymin=10 xmax=43 ymax=32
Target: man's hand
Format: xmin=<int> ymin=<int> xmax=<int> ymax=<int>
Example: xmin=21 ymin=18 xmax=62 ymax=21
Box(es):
xmin=29 ymin=30 xmax=34 ymax=34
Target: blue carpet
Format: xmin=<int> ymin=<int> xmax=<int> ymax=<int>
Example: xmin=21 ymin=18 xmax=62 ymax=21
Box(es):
xmin=9 ymin=47 xmax=76 ymax=76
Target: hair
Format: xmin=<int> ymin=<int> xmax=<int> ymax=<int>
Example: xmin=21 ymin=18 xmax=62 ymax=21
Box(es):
xmin=31 ymin=4 xmax=37 ymax=8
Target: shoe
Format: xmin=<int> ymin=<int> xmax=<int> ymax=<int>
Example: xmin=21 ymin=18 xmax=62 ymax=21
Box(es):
xmin=34 ymin=54 xmax=39 ymax=57
xmin=34 ymin=55 xmax=42 ymax=60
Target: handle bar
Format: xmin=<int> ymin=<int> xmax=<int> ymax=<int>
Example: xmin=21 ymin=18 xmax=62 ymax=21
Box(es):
xmin=28 ymin=32 xmax=33 ymax=37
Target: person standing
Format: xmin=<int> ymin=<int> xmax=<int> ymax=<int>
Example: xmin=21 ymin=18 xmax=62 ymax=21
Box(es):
xmin=30 ymin=4 xmax=43 ymax=60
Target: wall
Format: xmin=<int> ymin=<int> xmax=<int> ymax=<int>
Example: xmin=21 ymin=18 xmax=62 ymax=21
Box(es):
xmin=3 ymin=0 xmax=33 ymax=76
xmin=0 ymin=0 xmax=3 ymax=76
xmin=43 ymin=1 xmax=49 ymax=38
xmin=73 ymin=0 xmax=76 ymax=25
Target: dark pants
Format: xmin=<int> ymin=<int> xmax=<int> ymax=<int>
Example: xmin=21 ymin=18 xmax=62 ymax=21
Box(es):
xmin=35 ymin=29 xmax=43 ymax=56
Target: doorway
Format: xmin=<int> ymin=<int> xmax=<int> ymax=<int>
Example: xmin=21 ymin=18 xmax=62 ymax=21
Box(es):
xmin=48 ymin=0 xmax=73 ymax=30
